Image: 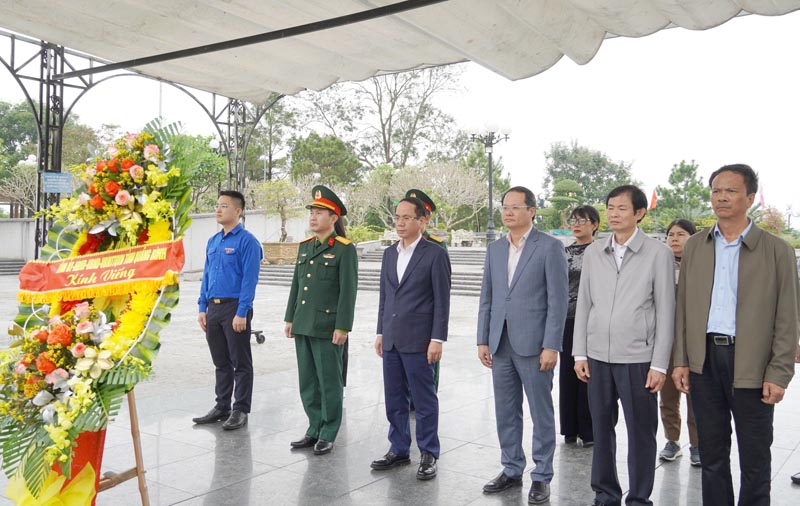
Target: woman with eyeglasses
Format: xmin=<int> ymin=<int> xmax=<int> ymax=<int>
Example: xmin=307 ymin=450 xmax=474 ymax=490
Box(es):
xmin=658 ymin=219 xmax=701 ymax=465
xmin=559 ymin=205 xmax=600 ymax=447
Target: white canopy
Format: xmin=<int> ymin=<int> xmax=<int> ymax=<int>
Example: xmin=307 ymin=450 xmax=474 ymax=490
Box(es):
xmin=1 ymin=0 xmax=799 ymax=102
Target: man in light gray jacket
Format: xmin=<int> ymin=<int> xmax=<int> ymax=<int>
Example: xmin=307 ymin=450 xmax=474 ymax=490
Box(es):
xmin=573 ymin=185 xmax=675 ymax=506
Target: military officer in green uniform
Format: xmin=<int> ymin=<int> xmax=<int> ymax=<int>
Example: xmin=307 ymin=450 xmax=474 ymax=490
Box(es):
xmin=284 ymin=186 xmax=358 ymax=455
xmin=406 ymin=189 xmax=447 ymax=250
xmin=405 ymin=189 xmax=447 ymax=398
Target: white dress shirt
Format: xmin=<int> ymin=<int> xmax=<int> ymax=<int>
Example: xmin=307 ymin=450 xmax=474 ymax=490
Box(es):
xmin=507 ymin=225 xmax=533 ymax=287
xmin=396 ymin=234 xmax=423 ymax=282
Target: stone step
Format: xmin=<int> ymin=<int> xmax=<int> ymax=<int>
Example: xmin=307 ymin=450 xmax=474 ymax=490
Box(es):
xmin=258 ymin=264 xmax=483 ymax=296
xmin=0 ymin=259 xmax=25 ymax=276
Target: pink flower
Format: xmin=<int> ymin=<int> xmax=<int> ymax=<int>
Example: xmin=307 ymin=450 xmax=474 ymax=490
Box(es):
xmin=71 ymin=342 xmax=86 ymax=358
xmin=15 ymin=363 xmax=27 ymax=375
xmin=45 ymin=368 xmax=69 ymax=385
xmin=48 ymin=315 xmax=62 ymax=326
xmin=129 ymin=165 xmax=144 ymax=180
xmin=106 ymin=145 xmax=119 ymax=157
xmin=75 ymin=321 xmax=94 ymax=334
xmin=115 ymin=190 xmax=131 ymax=206
xmin=77 ymin=192 xmax=90 ymax=206
xmin=143 ymin=144 xmax=159 ymax=161
xmin=124 ymin=133 xmax=138 ymax=149
xmin=73 ymin=301 xmax=91 ymax=320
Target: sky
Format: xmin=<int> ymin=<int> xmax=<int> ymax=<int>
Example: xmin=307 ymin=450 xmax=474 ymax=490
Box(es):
xmin=1 ymin=11 xmax=799 ymax=225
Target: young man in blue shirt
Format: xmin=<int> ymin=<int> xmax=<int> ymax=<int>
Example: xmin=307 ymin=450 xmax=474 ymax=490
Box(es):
xmin=194 ymin=190 xmax=263 ymax=430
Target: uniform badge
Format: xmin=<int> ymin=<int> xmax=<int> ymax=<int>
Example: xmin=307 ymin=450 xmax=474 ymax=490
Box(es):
xmin=327 ymin=237 xmax=335 ymax=247
xmin=315 ymin=189 xmax=322 ymax=199
xmin=323 ymin=253 xmax=335 ymax=258
xmin=225 ymin=248 xmax=235 ymax=254
xmin=300 ymin=253 xmax=307 ymax=257
xmin=410 ymin=192 xmax=417 ymax=198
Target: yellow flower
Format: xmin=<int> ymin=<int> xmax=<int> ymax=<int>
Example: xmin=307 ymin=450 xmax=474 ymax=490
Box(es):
xmin=146 ymin=220 xmax=173 ymax=244
xmin=5 ymin=462 xmax=96 ymax=505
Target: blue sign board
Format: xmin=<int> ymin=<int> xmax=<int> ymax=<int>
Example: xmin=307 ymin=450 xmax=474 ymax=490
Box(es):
xmin=42 ymin=172 xmax=73 ymax=194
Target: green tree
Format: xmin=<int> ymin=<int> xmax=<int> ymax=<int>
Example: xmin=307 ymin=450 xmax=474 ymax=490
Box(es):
xmin=169 ymin=134 xmax=226 ymax=212
xmin=244 ymin=97 xmax=298 ymax=181
xmin=652 ymin=160 xmax=712 ymax=229
xmin=251 ymin=179 xmax=303 ymax=242
xmin=546 ymin=179 xmax=583 ymax=229
xmin=543 ymin=141 xmax=636 ymax=204
xmin=62 ymin=117 xmax=100 ymax=168
xmin=290 ymin=133 xmax=362 ymax=186
xmin=0 ymin=101 xmax=37 ymax=167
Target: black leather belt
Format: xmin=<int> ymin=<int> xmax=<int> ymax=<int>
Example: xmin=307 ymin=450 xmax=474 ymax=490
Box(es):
xmin=707 ymin=332 xmax=735 ymax=346
xmin=211 ymin=298 xmax=238 ymax=304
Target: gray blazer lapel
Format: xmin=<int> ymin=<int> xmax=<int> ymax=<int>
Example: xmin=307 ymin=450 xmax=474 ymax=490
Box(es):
xmin=509 ymin=230 xmax=539 ymax=292
xmin=497 ymin=236 xmax=510 ymax=289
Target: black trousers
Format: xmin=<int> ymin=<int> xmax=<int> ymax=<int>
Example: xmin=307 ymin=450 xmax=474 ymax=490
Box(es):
xmin=559 ymin=318 xmax=593 ymax=441
xmin=588 ymin=359 xmax=658 ymax=506
xmin=690 ymin=338 xmax=774 ymax=506
xmin=206 ymin=301 xmax=253 ymax=413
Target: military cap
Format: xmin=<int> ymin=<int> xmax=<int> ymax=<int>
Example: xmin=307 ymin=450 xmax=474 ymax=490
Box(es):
xmin=306 ymin=185 xmax=347 ymax=217
xmin=405 ymin=189 xmax=436 ymax=213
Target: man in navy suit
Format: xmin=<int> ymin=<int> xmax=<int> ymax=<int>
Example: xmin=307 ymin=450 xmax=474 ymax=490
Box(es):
xmin=371 ymin=197 xmax=452 ymax=480
xmin=477 ymin=186 xmax=568 ymax=505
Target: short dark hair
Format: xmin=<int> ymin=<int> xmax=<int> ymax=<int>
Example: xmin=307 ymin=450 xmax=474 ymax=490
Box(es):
xmin=570 ymin=205 xmax=601 ymax=236
xmin=398 ymin=197 xmax=428 ymax=219
xmin=219 ymin=190 xmax=246 ymax=211
xmin=709 ymin=164 xmax=758 ymax=195
xmin=606 ymin=185 xmax=648 ymax=222
xmin=666 ymin=219 xmax=698 ymax=236
xmin=502 ymin=186 xmax=536 ymax=208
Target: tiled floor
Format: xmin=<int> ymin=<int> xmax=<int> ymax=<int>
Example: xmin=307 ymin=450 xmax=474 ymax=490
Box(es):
xmin=1 ymin=275 xmax=799 ymax=505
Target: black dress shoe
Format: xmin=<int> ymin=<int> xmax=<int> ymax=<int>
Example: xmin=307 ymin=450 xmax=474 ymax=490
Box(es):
xmin=221 ymin=410 xmax=248 ymax=430
xmin=371 ymin=451 xmax=411 ymax=470
xmin=483 ymin=471 xmax=523 ymax=493
xmin=528 ymin=481 xmax=550 ymax=504
xmin=313 ymin=439 xmax=334 ymax=455
xmin=792 ymin=472 xmax=800 ymax=484
xmin=290 ymin=435 xmax=318 ymax=449
xmin=416 ymin=451 xmax=437 ymax=480
xmin=564 ymin=435 xmax=578 ymax=444
xmin=192 ymin=407 xmax=230 ymax=424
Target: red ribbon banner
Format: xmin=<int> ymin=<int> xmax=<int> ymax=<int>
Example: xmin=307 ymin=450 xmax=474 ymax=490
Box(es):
xmin=18 ymin=239 xmax=185 ymax=304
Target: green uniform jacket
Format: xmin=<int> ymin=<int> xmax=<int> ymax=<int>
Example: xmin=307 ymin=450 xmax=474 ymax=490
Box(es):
xmin=284 ymin=233 xmax=358 ymax=338
xmin=423 ymin=230 xmax=448 ymax=250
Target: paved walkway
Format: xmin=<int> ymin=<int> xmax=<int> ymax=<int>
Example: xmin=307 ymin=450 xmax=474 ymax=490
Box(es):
xmin=1 ymin=275 xmax=799 ymax=505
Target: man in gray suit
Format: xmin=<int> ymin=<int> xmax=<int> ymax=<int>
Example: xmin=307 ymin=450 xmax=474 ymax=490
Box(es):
xmin=477 ymin=186 xmax=569 ymax=505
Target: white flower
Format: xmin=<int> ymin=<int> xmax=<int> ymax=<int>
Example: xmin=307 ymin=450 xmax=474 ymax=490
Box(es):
xmin=75 ymin=347 xmax=113 ymax=379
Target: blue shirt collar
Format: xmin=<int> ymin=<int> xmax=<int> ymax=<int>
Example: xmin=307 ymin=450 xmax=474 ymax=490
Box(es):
xmin=713 ymin=219 xmax=752 ymax=245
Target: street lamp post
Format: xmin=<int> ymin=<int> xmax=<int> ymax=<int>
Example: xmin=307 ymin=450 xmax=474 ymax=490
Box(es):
xmin=469 ymin=126 xmax=510 ymax=244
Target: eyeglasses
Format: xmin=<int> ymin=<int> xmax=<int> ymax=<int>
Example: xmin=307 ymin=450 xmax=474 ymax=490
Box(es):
xmin=500 ymin=205 xmax=531 ymax=213
xmin=394 ymin=215 xmax=420 ymax=224
xmin=568 ymin=218 xmax=591 ymax=225
xmin=214 ymin=204 xmax=230 ymax=209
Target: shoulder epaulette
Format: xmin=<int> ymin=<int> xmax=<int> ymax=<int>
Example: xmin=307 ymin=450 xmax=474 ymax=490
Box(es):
xmin=300 ymin=235 xmax=315 ymax=243
xmin=428 ymin=234 xmax=444 ymax=243
xmin=335 ymin=236 xmax=352 ymax=245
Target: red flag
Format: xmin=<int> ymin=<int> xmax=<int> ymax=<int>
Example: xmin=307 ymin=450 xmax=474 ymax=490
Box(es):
xmin=649 ymin=189 xmax=658 ymax=210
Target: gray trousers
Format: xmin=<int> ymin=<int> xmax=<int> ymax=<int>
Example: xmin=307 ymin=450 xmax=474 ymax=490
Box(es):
xmin=491 ymin=331 xmax=555 ymax=482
